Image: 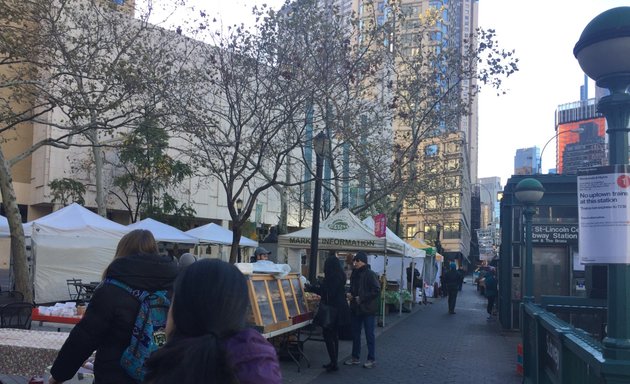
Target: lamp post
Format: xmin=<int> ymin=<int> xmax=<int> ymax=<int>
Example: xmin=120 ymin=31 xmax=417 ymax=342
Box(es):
xmin=538 ymin=128 xmax=584 ymax=174
xmin=574 ymin=6 xmax=630 ymax=362
xmin=514 ymin=178 xmax=545 ymax=302
xmin=236 ymin=198 xmax=243 ymax=263
xmin=308 ymin=131 xmax=329 ymax=283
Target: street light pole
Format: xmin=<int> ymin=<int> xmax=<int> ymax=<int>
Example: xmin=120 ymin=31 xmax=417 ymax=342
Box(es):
xmin=537 ymin=128 xmax=583 ymax=174
xmin=236 ymin=198 xmax=243 ymax=263
xmin=575 ymin=6 xmax=630 ymax=362
xmin=308 ymin=131 xmax=329 ymax=284
xmin=514 ymin=178 xmax=545 ymax=302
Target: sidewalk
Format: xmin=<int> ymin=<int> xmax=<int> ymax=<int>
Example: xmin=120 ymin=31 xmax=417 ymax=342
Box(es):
xmin=282 ymin=279 xmax=522 ymax=384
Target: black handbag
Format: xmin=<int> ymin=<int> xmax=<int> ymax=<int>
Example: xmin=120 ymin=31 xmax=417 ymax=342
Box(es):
xmin=313 ymin=293 xmax=338 ymax=329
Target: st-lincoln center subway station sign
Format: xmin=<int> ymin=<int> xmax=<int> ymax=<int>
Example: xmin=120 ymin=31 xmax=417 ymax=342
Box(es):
xmin=531 ymin=224 xmax=579 ymax=244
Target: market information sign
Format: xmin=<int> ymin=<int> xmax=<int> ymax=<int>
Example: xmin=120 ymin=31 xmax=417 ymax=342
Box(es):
xmin=578 ymin=165 xmax=630 ymax=264
xmin=531 ymin=224 xmax=578 ymax=244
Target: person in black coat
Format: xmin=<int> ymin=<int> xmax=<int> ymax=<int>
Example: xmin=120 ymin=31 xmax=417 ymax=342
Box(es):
xmin=49 ymin=229 xmax=179 ymax=384
xmin=307 ymin=253 xmax=351 ymax=372
xmin=345 ymin=252 xmax=380 ymax=369
xmin=444 ymin=262 xmax=463 ymax=314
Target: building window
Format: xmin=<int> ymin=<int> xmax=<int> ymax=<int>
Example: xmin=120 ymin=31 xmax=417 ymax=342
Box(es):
xmin=444 ymin=175 xmax=460 ymax=189
xmin=425 ymin=195 xmax=438 ymax=210
xmin=446 ymin=158 xmax=460 ymax=171
xmin=444 ymin=193 xmax=460 ymax=208
xmin=406 ymin=224 xmax=417 ymax=239
xmin=424 ymin=144 xmax=439 ymax=157
xmin=443 ymin=222 xmax=461 ymax=239
xmin=446 ymin=141 xmax=461 ymax=154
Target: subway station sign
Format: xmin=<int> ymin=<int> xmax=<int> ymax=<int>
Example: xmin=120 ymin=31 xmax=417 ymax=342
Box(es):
xmin=531 ymin=224 xmax=578 ymax=244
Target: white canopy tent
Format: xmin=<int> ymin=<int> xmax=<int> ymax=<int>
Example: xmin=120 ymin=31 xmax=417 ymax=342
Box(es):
xmin=184 ymin=223 xmax=258 ymax=247
xmin=277 ymin=209 xmax=404 ymax=286
xmin=362 ymin=217 xmax=426 ymax=319
xmin=127 ymin=218 xmax=199 ymax=244
xmin=30 ymin=203 xmax=131 ymax=304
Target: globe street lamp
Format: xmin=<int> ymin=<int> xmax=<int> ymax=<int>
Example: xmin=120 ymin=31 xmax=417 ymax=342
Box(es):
xmin=537 ymin=128 xmax=584 ymax=174
xmin=236 ymin=198 xmax=243 ymax=262
xmin=574 ymin=6 xmax=630 ymax=361
xmin=309 ymin=131 xmax=329 ymax=283
xmin=514 ymin=178 xmax=545 ymax=302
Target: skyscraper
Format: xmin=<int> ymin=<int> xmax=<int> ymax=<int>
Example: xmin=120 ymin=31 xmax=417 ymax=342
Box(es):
xmin=514 ymin=147 xmax=539 ymax=175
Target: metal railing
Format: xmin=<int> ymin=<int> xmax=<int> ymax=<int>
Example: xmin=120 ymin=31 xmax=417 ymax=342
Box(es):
xmin=521 ymin=301 xmax=630 ymax=383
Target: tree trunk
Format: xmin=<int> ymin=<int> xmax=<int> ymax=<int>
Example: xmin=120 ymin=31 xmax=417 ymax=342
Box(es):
xmin=88 ymin=128 xmax=106 ymax=216
xmin=229 ymin=224 xmax=242 ymax=264
xmin=0 ymin=150 xmax=30 ymax=302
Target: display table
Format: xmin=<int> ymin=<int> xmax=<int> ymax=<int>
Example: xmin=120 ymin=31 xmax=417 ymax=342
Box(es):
xmin=0 ymin=329 xmax=68 ymax=376
xmin=246 ymin=273 xmax=313 ymax=371
xmin=32 ymin=308 xmax=81 ymax=330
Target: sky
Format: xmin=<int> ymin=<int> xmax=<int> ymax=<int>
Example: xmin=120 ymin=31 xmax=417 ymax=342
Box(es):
xmin=476 ymin=0 xmax=628 ymax=186
xmin=162 ymin=0 xmax=629 ymax=187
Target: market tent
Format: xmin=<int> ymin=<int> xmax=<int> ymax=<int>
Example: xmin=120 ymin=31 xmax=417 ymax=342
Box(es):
xmin=30 ymin=203 xmax=131 ymax=304
xmin=127 ymin=218 xmax=199 ymax=244
xmin=405 ymin=238 xmax=440 ymax=288
xmin=362 ymin=217 xmax=425 ymax=293
xmin=184 ymin=223 xmax=257 ymax=247
xmin=278 ymin=208 xmax=401 ymax=254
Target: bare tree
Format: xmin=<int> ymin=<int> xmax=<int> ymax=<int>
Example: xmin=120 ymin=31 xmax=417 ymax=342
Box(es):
xmin=0 ymin=0 xmax=192 ymax=300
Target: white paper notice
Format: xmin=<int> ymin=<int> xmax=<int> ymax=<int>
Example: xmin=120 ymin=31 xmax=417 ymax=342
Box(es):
xmin=578 ymin=165 xmax=630 ymax=264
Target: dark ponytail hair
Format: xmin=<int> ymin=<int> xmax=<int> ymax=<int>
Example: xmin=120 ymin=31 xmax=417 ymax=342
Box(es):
xmin=144 ymin=259 xmax=249 ymax=384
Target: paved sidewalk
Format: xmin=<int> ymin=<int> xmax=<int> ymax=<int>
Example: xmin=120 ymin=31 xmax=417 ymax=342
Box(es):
xmin=282 ymin=279 xmax=522 ymax=384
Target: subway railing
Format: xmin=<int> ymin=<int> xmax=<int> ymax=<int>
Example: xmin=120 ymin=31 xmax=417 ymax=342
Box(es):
xmin=522 ymin=301 xmax=630 ymax=383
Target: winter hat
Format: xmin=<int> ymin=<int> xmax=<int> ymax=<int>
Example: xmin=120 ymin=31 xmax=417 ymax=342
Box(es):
xmin=450 ymin=262 xmax=457 ymax=270
xmin=254 ymin=246 xmax=271 ymax=257
xmin=179 ymin=253 xmax=198 ymax=269
xmin=353 ymin=251 xmax=368 ymax=264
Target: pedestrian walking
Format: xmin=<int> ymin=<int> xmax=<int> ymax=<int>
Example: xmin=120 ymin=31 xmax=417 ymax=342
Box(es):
xmin=306 ymin=253 xmax=351 ymax=372
xmin=344 ymin=251 xmax=380 ymax=369
xmin=484 ymin=269 xmax=498 ymax=320
xmin=457 ymin=267 xmax=465 ymax=291
xmin=443 ymin=262 xmax=463 ymax=314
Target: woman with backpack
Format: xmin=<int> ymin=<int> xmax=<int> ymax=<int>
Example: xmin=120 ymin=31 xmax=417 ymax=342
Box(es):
xmin=49 ymin=229 xmax=179 ymax=384
xmin=143 ymin=258 xmax=282 ymax=384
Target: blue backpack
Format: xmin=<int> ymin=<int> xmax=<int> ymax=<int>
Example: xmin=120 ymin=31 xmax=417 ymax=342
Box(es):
xmin=104 ymin=278 xmax=170 ymax=382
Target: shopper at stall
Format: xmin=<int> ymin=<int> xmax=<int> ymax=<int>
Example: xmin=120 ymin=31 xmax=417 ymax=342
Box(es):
xmin=143 ymin=258 xmax=281 ymax=384
xmin=444 ymin=262 xmax=463 ymax=314
xmin=48 ymin=229 xmax=179 ymax=384
xmin=254 ymin=246 xmax=271 ymax=261
xmin=306 ymin=253 xmax=351 ymax=372
xmin=345 ymin=251 xmax=380 ymax=369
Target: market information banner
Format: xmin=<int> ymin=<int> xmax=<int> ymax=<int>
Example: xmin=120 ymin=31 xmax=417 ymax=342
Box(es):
xmin=578 ymin=165 xmax=630 ymax=264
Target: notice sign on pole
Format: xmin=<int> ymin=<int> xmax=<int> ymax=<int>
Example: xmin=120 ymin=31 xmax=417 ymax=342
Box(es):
xmin=578 ymin=165 xmax=630 ymax=264
xmin=374 ymin=213 xmax=387 ymax=238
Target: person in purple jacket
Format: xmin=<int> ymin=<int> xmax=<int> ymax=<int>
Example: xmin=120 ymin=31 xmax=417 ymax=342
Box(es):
xmin=143 ymin=258 xmax=281 ymax=384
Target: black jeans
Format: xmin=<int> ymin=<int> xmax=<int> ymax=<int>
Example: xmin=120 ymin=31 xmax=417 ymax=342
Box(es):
xmin=447 ymin=288 xmax=459 ymax=313
xmin=323 ymin=327 xmax=339 ymax=366
xmin=487 ymin=295 xmax=496 ymax=315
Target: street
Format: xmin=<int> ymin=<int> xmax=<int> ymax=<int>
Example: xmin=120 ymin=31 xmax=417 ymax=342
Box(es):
xmin=282 ymin=278 xmax=522 ymax=384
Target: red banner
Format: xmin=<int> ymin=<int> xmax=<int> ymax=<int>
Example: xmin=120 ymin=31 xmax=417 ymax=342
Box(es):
xmin=374 ymin=213 xmax=387 ymax=238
